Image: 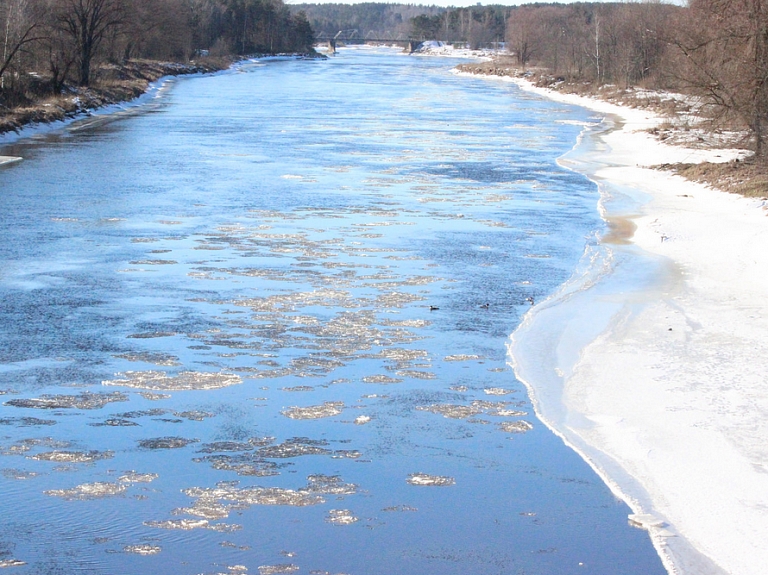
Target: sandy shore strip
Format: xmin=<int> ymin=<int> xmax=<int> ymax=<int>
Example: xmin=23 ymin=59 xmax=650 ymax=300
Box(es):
xmin=465 ymin=74 xmax=768 ymax=575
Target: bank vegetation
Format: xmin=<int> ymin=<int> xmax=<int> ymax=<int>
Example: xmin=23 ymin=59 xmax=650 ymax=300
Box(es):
xmin=0 ymin=0 xmax=316 ymax=133
xmin=438 ymin=0 xmax=768 ymax=195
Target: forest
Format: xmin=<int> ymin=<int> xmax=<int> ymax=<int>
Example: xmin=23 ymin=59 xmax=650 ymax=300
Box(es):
xmin=294 ymin=0 xmax=766 ymax=157
xmin=289 ymin=2 xmax=443 ymax=39
xmin=0 ymin=0 xmax=315 ymax=107
xmin=495 ymin=0 xmax=768 ymax=157
xmin=408 ymin=0 xmax=766 ymax=158
xmin=2 ymin=0 xmax=766 ymax=159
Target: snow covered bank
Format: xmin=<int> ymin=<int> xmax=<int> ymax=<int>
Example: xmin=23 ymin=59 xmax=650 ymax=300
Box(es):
xmin=0 ymin=76 xmax=182 ymax=149
xmin=470 ymin=74 xmax=768 ymax=575
xmin=413 ymin=40 xmax=499 ymax=60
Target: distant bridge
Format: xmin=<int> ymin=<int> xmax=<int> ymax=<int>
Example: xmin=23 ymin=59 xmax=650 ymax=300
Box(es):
xmin=314 ymin=29 xmax=427 ymax=54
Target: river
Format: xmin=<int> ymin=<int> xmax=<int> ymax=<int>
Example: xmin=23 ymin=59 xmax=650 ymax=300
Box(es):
xmin=0 ymin=47 xmax=665 ymax=575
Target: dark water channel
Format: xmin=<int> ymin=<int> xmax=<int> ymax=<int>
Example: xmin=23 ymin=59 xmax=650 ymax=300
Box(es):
xmin=0 ymin=48 xmax=666 ymax=575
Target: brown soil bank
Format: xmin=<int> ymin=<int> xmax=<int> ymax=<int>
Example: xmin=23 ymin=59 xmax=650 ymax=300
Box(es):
xmin=658 ymin=160 xmax=768 ymax=198
xmin=0 ymin=58 xmax=231 ymax=135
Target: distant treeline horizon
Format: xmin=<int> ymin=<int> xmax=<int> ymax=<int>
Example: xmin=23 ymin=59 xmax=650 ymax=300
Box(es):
xmin=1 ymin=0 xmax=764 ymax=157
xmin=292 ymin=0 xmax=768 ymax=157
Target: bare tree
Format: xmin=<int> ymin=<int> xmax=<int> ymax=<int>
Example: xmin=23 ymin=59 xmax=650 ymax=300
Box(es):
xmin=41 ymin=2 xmax=76 ymax=94
xmin=56 ymin=0 xmax=125 ymax=86
xmin=1 ymin=0 xmax=46 ymax=90
xmin=506 ymin=7 xmax=541 ymax=67
xmin=672 ymin=0 xmax=768 ymax=156
xmin=119 ymin=0 xmax=193 ymax=61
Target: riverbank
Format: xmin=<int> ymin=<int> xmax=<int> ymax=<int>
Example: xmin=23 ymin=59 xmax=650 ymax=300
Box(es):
xmin=457 ymin=60 xmax=767 ymax=198
xmin=0 ymin=53 xmax=324 ymax=153
xmin=457 ymin=69 xmax=768 ymax=574
xmin=0 ymin=59 xmax=234 ymax=137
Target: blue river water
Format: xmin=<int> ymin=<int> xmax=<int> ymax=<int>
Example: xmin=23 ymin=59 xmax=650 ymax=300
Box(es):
xmin=0 ymin=48 xmax=666 ymax=575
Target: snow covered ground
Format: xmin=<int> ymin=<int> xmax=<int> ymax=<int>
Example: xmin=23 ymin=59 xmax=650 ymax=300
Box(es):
xmin=412 ymin=40 xmax=499 ymax=60
xmin=470 ymin=75 xmax=768 ymax=575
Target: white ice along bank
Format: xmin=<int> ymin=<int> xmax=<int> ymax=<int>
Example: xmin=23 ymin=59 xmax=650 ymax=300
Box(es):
xmin=497 ymin=78 xmax=768 ymax=575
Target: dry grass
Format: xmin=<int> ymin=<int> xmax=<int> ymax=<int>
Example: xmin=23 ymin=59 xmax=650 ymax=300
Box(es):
xmin=0 ymin=58 xmax=230 ymax=135
xmin=657 ymin=160 xmax=768 ymax=198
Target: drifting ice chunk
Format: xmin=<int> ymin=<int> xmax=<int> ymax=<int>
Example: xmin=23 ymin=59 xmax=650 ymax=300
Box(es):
xmin=628 ymin=513 xmax=666 ymax=529
xmin=123 ymin=544 xmax=161 ymax=555
xmin=406 ymin=473 xmax=455 ymax=487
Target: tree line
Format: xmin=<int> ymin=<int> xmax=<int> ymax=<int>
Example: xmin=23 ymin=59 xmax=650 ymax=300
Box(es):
xmin=410 ymin=6 xmax=510 ymax=48
xmin=1 ymin=0 xmax=315 ymax=106
xmin=291 ymin=3 xmax=510 ymax=50
xmin=289 ymin=2 xmax=443 ymax=39
xmin=3 ymin=0 xmax=765 ymax=157
xmin=410 ymin=1 xmax=767 ymax=157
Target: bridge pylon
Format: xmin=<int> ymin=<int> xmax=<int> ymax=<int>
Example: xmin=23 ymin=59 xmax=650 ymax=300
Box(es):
xmin=408 ymin=39 xmax=423 ymax=53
